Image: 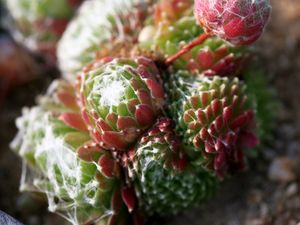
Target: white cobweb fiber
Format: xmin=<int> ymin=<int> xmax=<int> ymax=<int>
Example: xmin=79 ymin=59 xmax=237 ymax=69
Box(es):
xmin=57 ymin=0 xmax=149 ymax=79
xmin=11 ymin=107 xmax=109 ymax=225
xmin=84 ymin=62 xmax=132 ymax=108
xmin=34 ymin=126 xmax=99 ymax=224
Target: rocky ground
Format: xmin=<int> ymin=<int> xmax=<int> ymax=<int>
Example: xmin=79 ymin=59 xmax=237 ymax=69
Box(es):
xmin=1 ymin=0 xmax=300 ymax=224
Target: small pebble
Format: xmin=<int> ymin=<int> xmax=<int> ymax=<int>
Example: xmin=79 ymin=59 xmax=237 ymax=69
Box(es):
xmin=247 ymin=189 xmax=263 ymax=204
xmin=268 ymin=158 xmax=297 ymax=183
xmin=286 ymin=183 xmax=298 ymax=198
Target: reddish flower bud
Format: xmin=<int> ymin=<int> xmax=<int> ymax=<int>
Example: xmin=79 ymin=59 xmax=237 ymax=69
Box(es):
xmin=194 ymin=0 xmax=271 ymax=45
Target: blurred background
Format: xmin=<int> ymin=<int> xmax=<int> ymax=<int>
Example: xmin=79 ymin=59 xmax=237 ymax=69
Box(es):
xmin=1 ymin=0 xmax=300 ymax=224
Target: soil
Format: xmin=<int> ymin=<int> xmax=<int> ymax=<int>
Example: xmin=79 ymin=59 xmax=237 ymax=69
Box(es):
xmin=1 ymin=0 xmax=300 ymax=224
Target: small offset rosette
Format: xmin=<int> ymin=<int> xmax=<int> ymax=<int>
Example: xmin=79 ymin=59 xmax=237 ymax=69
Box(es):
xmin=168 ymin=72 xmax=259 ymax=177
xmin=129 ymin=117 xmax=217 ymax=215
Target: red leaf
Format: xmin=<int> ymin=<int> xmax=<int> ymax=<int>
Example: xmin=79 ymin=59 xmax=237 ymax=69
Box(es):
xmin=56 ymin=91 xmax=78 ymax=109
xmin=230 ymin=113 xmax=248 ymax=129
xmin=215 ymin=115 xmax=224 ymax=131
xmin=211 ymin=99 xmax=222 ymax=116
xmin=223 ymin=106 xmax=233 ymax=122
xmin=59 ymin=113 xmax=87 ymax=131
xmin=77 ymin=142 xmax=101 ymax=162
xmin=135 ymin=104 xmax=155 ymax=128
xmin=111 ymin=188 xmax=122 ymax=214
xmin=214 ymin=46 xmax=229 ymax=61
xmin=184 ymin=109 xmax=196 ymax=123
xmin=137 ymin=65 xmax=152 ymax=79
xmin=102 ymin=131 xmax=129 ymax=150
xmin=137 ymin=89 xmax=152 ymax=106
xmin=173 ymin=156 xmax=187 ymax=171
xmin=127 ymin=99 xmax=139 ymax=115
xmin=240 ymin=132 xmax=259 ymax=148
xmin=98 ymin=154 xmax=116 ymax=178
xmin=146 ymin=79 xmax=165 ymax=99
xmin=205 ymin=141 xmax=215 ymax=153
xmin=197 ymin=109 xmax=207 ymax=125
xmin=190 ymin=96 xmax=201 ymax=109
xmin=214 ymin=151 xmax=226 ymax=172
xmin=197 ymin=49 xmax=214 ymax=70
xmin=200 ymin=128 xmax=209 ymax=140
xmin=200 ymin=92 xmax=210 ymax=107
xmin=117 ymin=117 xmax=138 ymax=130
xmin=121 ymin=187 xmax=136 ymax=212
xmin=106 ymin=113 xmax=118 ymax=126
xmin=97 ymin=119 xmax=113 ymax=132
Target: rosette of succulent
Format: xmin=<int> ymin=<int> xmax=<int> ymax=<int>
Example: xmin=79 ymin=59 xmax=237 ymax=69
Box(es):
xmin=4 ymin=0 xmax=83 ymax=64
xmin=57 ymin=0 xmax=155 ymax=80
xmin=127 ymin=117 xmax=217 ymax=215
xmin=11 ymin=80 xmax=142 ymax=225
xmin=12 ymin=0 xmax=276 ymax=224
xmin=77 ymin=56 xmax=166 ymax=151
xmin=167 ymin=72 xmax=258 ymax=177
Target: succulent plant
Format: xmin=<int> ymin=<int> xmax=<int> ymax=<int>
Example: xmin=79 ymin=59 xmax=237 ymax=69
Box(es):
xmin=194 ymin=0 xmax=272 ymax=45
xmin=78 ymin=57 xmax=165 ymax=151
xmin=11 ymin=80 xmax=133 ymax=225
xmin=58 ymin=0 xmax=154 ymax=80
xmin=5 ymin=0 xmax=82 ymax=62
xmin=129 ymin=117 xmax=217 ymax=215
xmin=138 ymin=1 xmax=247 ymax=76
xmin=167 ymin=71 xmax=258 ymax=177
xmin=10 ymin=0 xmax=274 ymax=224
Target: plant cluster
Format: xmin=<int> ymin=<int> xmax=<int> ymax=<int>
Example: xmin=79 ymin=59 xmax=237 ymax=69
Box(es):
xmin=10 ymin=0 xmax=275 ymax=224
